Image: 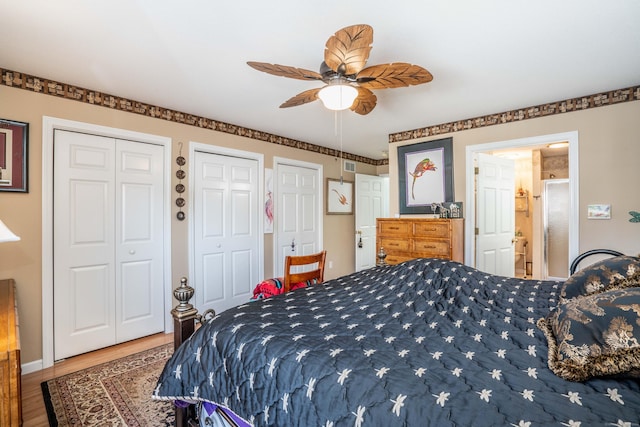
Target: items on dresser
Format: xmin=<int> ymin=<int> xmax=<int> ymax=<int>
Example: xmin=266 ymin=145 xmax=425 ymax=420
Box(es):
xmin=0 ymin=278 xmax=22 ymax=426
xmin=376 ymin=218 xmax=463 ymax=265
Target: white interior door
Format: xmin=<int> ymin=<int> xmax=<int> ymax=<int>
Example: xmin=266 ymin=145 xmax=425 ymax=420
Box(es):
xmin=355 ymin=174 xmax=389 ymax=271
xmin=274 ymin=162 xmax=322 ymax=277
xmin=54 ymin=131 xmax=115 ymax=359
xmin=115 ymin=140 xmax=165 ymax=342
xmin=476 ymin=152 xmax=515 ymax=276
xmin=53 ymin=130 xmax=165 ymax=360
xmin=193 ymin=151 xmax=260 ymax=314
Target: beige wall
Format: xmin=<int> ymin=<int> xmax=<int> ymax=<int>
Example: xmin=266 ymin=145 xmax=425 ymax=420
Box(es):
xmin=0 ymin=85 xmax=377 ymax=364
xmin=389 ymin=100 xmax=640 ymax=258
xmin=3 ymin=82 xmax=639 ymax=365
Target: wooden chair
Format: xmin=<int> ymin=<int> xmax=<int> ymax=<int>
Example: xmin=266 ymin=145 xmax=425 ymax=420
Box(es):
xmin=283 ymin=250 xmax=327 ymax=293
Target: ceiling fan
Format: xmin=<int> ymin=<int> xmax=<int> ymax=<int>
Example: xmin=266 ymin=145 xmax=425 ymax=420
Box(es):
xmin=247 ymin=24 xmax=433 ymax=115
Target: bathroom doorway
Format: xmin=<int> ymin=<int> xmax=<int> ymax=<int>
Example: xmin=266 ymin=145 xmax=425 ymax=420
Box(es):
xmin=464 ymin=132 xmax=579 ymax=280
xmin=497 ymin=149 xmax=570 ymax=279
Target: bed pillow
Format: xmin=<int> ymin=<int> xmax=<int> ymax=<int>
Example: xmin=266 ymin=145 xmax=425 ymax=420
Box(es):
xmin=561 ymin=255 xmax=640 ymax=301
xmin=538 ymin=287 xmax=640 ymax=381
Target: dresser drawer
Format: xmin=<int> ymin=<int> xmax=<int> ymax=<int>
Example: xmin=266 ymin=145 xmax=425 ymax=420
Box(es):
xmin=412 ymin=239 xmax=450 ymax=257
xmin=384 ymin=254 xmax=415 ymax=265
xmin=378 ymin=221 xmax=412 ymax=236
xmin=379 ymin=237 xmax=411 ymax=252
xmin=413 ymin=221 xmax=450 ymax=238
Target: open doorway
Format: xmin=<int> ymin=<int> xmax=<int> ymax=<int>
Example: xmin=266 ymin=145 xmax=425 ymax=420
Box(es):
xmin=464 ymin=131 xmax=579 ymax=280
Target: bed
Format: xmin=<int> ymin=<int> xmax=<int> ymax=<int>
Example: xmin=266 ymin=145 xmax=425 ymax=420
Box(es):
xmin=153 ymin=254 xmax=640 ymax=426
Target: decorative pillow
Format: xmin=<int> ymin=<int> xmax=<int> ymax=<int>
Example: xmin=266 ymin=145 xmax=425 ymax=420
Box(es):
xmin=561 ymin=255 xmax=640 ymax=301
xmin=250 ymin=277 xmax=319 ymax=300
xmin=538 ymin=287 xmax=640 ymax=381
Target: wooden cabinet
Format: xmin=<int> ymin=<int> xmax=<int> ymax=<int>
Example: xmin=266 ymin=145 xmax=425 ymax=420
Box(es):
xmin=376 ymin=218 xmax=464 ymax=265
xmin=0 ymin=278 xmax=21 ymax=426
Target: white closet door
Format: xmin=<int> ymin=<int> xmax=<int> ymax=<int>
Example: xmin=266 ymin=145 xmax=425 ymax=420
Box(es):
xmin=115 ymin=140 xmax=165 ymax=342
xmin=54 ymin=131 xmax=117 ymax=359
xmin=275 ymin=163 xmax=321 ymax=276
xmin=54 ymin=131 xmax=164 ymax=360
xmin=194 ymin=151 xmax=259 ymax=315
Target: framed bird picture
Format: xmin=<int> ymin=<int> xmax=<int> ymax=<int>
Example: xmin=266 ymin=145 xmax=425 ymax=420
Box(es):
xmin=326 ymin=178 xmax=354 ymax=215
xmin=398 ymin=137 xmax=454 ymax=214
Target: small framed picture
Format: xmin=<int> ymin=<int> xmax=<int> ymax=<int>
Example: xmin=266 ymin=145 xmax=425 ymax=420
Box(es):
xmin=326 ymin=178 xmax=353 ymax=215
xmin=0 ymin=118 xmax=29 ymax=193
xmin=264 ymin=168 xmax=274 ymax=233
xmin=587 ymin=204 xmax=611 ymax=220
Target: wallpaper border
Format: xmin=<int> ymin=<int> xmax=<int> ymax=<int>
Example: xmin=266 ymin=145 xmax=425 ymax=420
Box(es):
xmin=2 ymin=67 xmax=638 ymax=167
xmin=389 ymin=86 xmax=640 ymax=144
xmin=0 ymin=67 xmax=379 ymax=166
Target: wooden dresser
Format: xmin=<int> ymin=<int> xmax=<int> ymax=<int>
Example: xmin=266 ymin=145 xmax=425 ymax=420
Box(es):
xmin=0 ymin=278 xmax=21 ymax=426
xmin=376 ymin=218 xmax=464 ymax=265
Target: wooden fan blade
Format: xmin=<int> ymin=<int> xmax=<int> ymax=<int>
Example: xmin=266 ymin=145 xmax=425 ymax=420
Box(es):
xmin=357 ymin=63 xmax=433 ymax=90
xmin=350 ymin=87 xmax=377 ymax=115
xmin=324 ymin=24 xmax=373 ymax=76
xmin=247 ymin=61 xmax=323 ymax=81
xmin=279 ymin=88 xmax=322 ymax=108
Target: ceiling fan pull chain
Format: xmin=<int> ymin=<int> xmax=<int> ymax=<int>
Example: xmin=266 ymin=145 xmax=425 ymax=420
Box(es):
xmin=334 ymin=109 xmax=344 ymax=184
xmin=340 ymin=110 xmax=344 ymax=184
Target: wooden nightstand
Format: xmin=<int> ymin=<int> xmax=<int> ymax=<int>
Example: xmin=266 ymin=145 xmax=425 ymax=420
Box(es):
xmin=0 ymin=278 xmax=22 ymax=426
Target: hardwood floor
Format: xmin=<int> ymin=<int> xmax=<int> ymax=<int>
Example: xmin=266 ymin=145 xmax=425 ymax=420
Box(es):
xmin=21 ymin=332 xmax=174 ymax=427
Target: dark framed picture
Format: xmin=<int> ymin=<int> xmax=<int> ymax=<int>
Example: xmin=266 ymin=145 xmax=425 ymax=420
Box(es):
xmin=326 ymin=178 xmax=353 ymax=215
xmin=0 ymin=119 xmax=28 ymax=193
xmin=398 ymin=137 xmax=453 ymax=214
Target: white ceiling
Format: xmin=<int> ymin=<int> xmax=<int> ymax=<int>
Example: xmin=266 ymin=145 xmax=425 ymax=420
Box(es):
xmin=2 ymin=1 xmax=639 ymax=160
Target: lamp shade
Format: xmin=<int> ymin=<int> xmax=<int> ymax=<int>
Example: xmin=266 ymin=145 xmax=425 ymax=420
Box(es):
xmin=318 ymin=84 xmax=358 ymax=111
xmin=0 ymin=219 xmax=20 ymax=242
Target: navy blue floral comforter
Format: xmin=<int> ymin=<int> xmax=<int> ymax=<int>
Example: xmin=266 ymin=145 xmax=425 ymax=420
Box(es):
xmin=153 ymin=259 xmax=640 ymax=426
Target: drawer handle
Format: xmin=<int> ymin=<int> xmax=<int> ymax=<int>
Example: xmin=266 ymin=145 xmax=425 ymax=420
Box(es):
xmin=423 ymin=245 xmax=437 ymax=249
xmin=389 ymin=243 xmax=400 ymax=247
xmin=389 ymin=227 xmax=400 ymax=230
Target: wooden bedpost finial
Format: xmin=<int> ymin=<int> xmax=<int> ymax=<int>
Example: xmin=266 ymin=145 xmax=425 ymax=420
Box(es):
xmin=171 ymin=277 xmax=198 ymax=319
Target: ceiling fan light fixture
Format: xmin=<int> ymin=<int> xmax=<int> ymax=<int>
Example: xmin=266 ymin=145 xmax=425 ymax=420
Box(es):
xmin=318 ymin=83 xmax=358 ymax=111
xmin=248 ymin=25 xmax=432 ymax=115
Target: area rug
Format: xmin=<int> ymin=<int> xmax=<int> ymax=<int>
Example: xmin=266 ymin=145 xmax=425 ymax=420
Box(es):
xmin=41 ymin=343 xmax=175 ymax=426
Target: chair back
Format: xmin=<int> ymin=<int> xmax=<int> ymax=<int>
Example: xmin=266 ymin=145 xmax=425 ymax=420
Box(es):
xmin=283 ymin=250 xmax=327 ymax=293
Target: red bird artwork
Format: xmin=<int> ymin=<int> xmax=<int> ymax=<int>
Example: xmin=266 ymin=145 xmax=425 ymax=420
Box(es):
xmin=409 ymin=158 xmax=437 ymax=200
